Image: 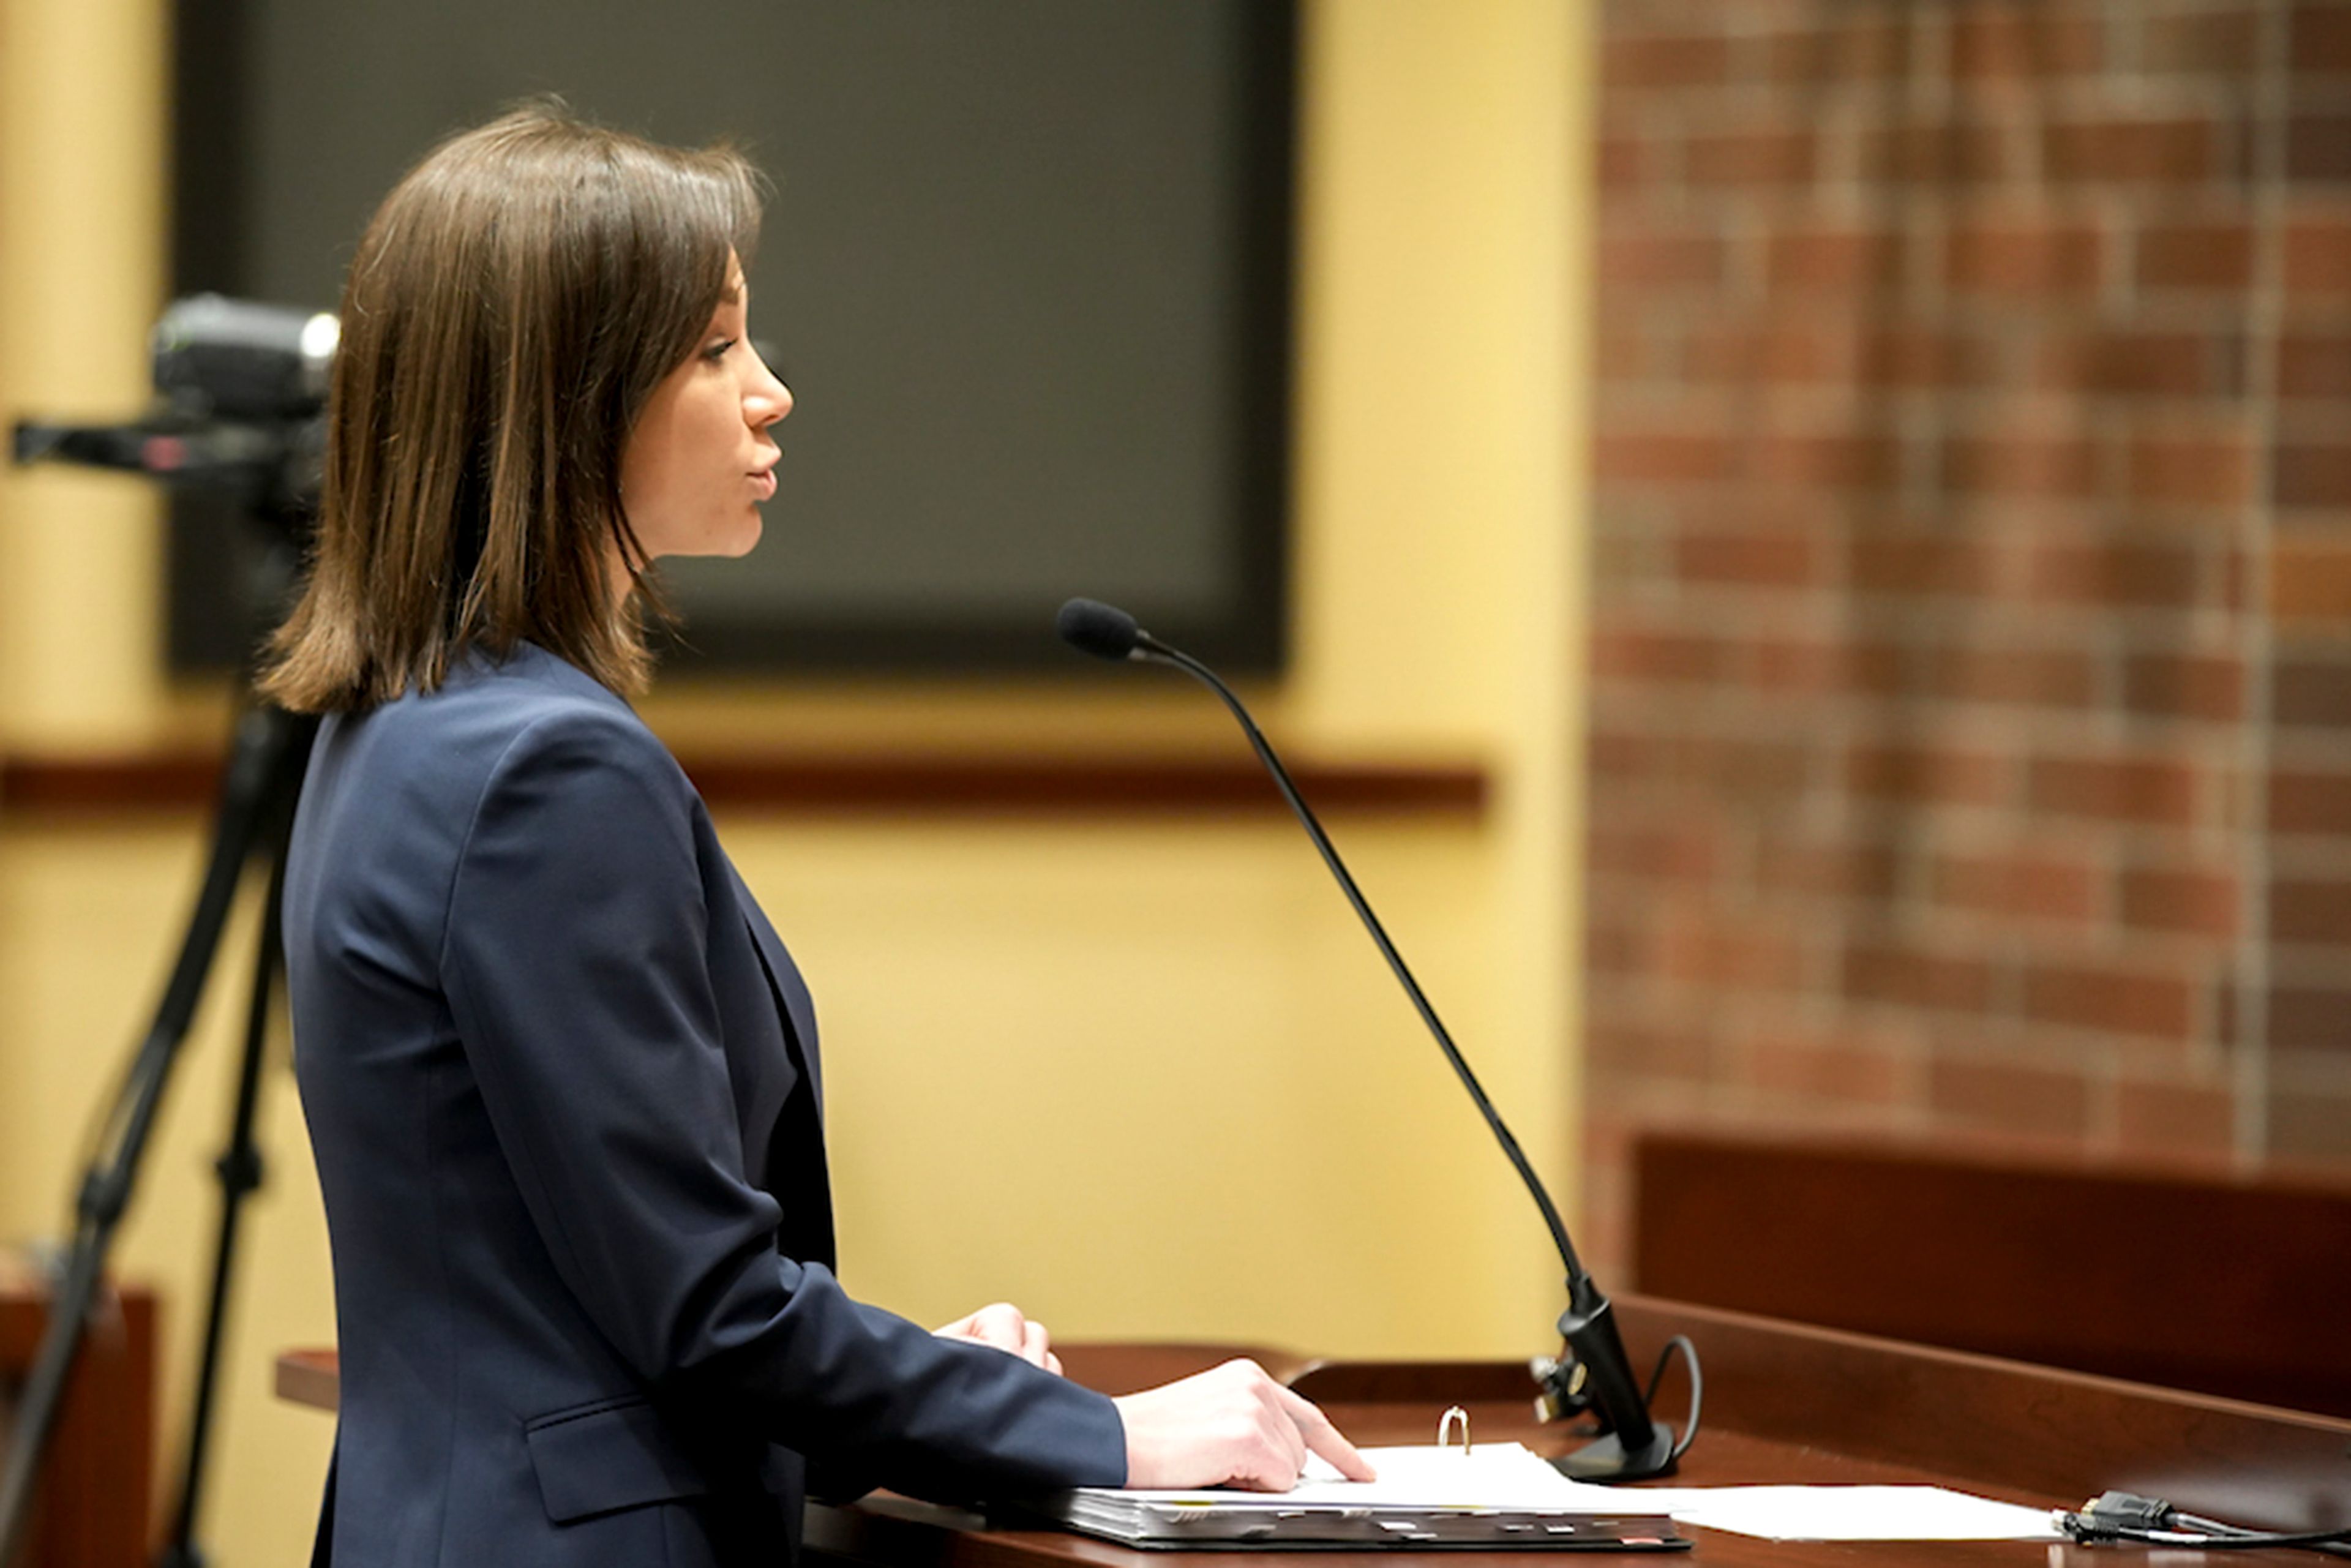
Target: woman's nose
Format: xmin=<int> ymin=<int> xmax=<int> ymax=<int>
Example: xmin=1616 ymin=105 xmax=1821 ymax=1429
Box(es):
xmin=748 ymin=350 xmax=794 ymax=430
xmin=747 ymin=375 xmax=791 ymax=429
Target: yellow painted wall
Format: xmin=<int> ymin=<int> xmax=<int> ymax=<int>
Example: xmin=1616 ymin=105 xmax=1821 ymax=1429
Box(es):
xmin=0 ymin=3 xmax=1593 ymax=1563
xmin=0 ymin=0 xmax=167 ymax=748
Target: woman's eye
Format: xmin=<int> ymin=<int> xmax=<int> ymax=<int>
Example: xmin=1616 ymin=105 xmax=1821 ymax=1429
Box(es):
xmin=703 ymin=337 xmax=737 ymax=362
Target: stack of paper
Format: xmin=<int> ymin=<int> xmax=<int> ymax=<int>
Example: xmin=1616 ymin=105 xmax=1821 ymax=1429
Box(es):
xmin=1041 ymin=1444 xmax=1684 ymax=1550
xmin=1038 ymin=1444 xmax=2065 ymax=1548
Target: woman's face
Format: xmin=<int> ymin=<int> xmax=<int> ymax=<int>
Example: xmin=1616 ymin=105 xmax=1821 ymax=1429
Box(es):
xmin=618 ymin=255 xmax=790 ymax=570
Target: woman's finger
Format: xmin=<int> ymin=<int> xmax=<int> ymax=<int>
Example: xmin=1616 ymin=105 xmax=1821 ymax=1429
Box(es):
xmin=1265 ymin=1382 xmax=1308 ymax=1482
xmin=1273 ymin=1384 xmax=1376 ymax=1482
xmin=970 ymin=1302 xmax=1027 ymax=1352
xmin=936 ymin=1302 xmax=1029 ymax=1354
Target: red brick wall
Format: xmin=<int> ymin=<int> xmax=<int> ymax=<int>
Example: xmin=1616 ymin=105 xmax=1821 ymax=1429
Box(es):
xmin=1584 ymin=0 xmax=2351 ymax=1278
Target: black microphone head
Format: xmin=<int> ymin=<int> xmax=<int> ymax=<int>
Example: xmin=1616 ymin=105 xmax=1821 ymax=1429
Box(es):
xmin=1057 ymin=597 xmax=1141 ymax=660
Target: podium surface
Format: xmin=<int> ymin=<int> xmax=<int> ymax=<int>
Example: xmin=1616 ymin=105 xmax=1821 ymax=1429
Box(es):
xmin=276 ymin=1294 xmax=2351 ymax=1564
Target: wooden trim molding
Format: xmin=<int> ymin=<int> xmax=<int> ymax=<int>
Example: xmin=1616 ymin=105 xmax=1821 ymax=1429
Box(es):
xmin=0 ymin=753 xmax=229 ymax=814
xmin=1 ymin=750 xmax=1487 ymax=819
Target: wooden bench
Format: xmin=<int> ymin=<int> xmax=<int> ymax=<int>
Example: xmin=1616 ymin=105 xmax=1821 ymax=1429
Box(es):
xmin=1632 ymin=1131 xmax=2351 ymax=1419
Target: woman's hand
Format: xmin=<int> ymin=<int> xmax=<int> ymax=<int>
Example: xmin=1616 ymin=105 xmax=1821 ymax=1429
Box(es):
xmin=1112 ymin=1359 xmax=1375 ymax=1491
xmin=933 ymin=1302 xmax=1060 ymax=1374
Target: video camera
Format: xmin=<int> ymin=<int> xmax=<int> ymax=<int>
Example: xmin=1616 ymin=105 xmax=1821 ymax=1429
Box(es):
xmin=10 ymin=294 xmax=336 ymax=527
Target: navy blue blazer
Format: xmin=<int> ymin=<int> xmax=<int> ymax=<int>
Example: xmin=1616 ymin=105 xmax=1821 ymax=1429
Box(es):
xmin=282 ymin=641 xmax=1125 ymax=1568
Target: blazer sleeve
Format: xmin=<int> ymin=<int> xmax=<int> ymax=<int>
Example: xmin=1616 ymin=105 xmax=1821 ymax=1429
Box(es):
xmin=438 ymin=706 xmax=1127 ymax=1499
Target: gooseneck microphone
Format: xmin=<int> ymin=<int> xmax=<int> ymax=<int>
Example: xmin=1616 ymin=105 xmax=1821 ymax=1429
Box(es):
xmin=1056 ymin=596 xmax=1693 ymax=1482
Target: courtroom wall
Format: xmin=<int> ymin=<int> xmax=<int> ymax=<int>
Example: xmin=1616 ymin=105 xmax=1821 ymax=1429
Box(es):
xmin=1583 ymin=0 xmax=2351 ymax=1276
xmin=0 ymin=4 xmax=1593 ymax=1564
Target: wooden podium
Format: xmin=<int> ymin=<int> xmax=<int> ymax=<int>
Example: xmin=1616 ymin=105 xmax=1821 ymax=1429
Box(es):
xmin=276 ymin=1294 xmax=2351 ymax=1564
xmin=0 ymin=1264 xmax=156 ymax=1568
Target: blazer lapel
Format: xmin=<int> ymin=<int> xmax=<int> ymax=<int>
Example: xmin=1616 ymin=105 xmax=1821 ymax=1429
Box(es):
xmin=727 ymin=863 xmax=836 ymax=1269
xmin=730 ymin=866 xmax=823 ymax=1111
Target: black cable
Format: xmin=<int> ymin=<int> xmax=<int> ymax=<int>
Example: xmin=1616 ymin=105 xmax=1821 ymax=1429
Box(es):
xmin=2058 ymin=1491 xmax=2351 ymax=1556
xmin=2175 ymin=1510 xmax=2351 ymax=1547
xmin=2168 ymin=1518 xmax=2351 ymax=1558
xmin=1639 ymin=1336 xmax=1703 ymax=1463
xmin=2072 ymin=1526 xmax=2351 ymax=1552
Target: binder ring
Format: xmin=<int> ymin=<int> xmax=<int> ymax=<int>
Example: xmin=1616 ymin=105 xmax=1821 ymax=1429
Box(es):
xmin=1437 ymin=1405 xmax=1471 ymax=1455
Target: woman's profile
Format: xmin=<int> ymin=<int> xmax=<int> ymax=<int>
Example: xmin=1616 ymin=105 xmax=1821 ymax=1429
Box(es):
xmin=265 ymin=105 xmax=1367 ymax=1567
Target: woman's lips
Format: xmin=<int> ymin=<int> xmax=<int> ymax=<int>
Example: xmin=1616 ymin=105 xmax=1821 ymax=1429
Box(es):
xmin=751 ymin=470 xmax=777 ymax=500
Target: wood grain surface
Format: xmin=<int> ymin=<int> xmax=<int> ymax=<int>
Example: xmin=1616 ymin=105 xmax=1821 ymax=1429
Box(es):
xmin=276 ymin=1294 xmax=2351 ymax=1565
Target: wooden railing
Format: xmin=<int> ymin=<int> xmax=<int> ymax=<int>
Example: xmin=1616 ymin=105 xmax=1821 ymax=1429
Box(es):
xmin=1633 ymin=1130 xmax=2351 ymax=1419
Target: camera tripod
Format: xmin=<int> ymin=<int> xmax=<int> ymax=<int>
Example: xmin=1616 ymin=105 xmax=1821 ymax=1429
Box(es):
xmin=0 ymin=543 xmax=318 ymax=1568
xmin=2 ymin=295 xmax=339 ymax=1568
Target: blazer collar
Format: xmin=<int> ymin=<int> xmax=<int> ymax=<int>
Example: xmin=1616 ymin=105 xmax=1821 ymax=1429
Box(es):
xmin=445 ymin=639 xmax=636 ymax=714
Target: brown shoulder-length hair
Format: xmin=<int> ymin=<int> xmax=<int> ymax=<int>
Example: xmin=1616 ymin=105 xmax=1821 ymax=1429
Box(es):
xmin=258 ymin=103 xmax=762 ymax=712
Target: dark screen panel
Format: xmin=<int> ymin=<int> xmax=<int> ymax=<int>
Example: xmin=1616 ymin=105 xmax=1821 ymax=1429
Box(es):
xmin=171 ymin=0 xmax=1291 ymax=675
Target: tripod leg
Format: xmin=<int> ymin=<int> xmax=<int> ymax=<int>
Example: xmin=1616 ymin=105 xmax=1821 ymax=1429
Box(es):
xmin=156 ymin=843 xmax=291 ymax=1568
xmin=0 ymin=704 xmax=317 ymax=1568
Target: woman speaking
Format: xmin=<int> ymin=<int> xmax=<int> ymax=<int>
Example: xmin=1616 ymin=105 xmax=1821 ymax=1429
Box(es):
xmin=264 ymin=106 xmax=1368 ymax=1567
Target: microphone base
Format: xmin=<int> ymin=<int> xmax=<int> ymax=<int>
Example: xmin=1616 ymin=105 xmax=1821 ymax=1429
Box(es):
xmin=1550 ymin=1425 xmax=1679 ymax=1483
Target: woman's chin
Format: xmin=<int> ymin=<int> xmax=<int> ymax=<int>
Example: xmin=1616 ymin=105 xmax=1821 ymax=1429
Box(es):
xmin=718 ymin=517 xmax=765 ymax=558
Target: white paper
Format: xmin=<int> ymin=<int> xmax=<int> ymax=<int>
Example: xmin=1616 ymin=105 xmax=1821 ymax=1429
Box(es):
xmin=1065 ymin=1447 xmax=2060 ymax=1542
xmin=1624 ymin=1484 xmax=2063 ymax=1542
xmin=1089 ymin=1443 xmax=1620 ymax=1511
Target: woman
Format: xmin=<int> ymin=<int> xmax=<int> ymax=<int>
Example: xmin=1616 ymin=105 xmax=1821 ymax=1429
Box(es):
xmin=266 ymin=107 xmax=1367 ymax=1568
